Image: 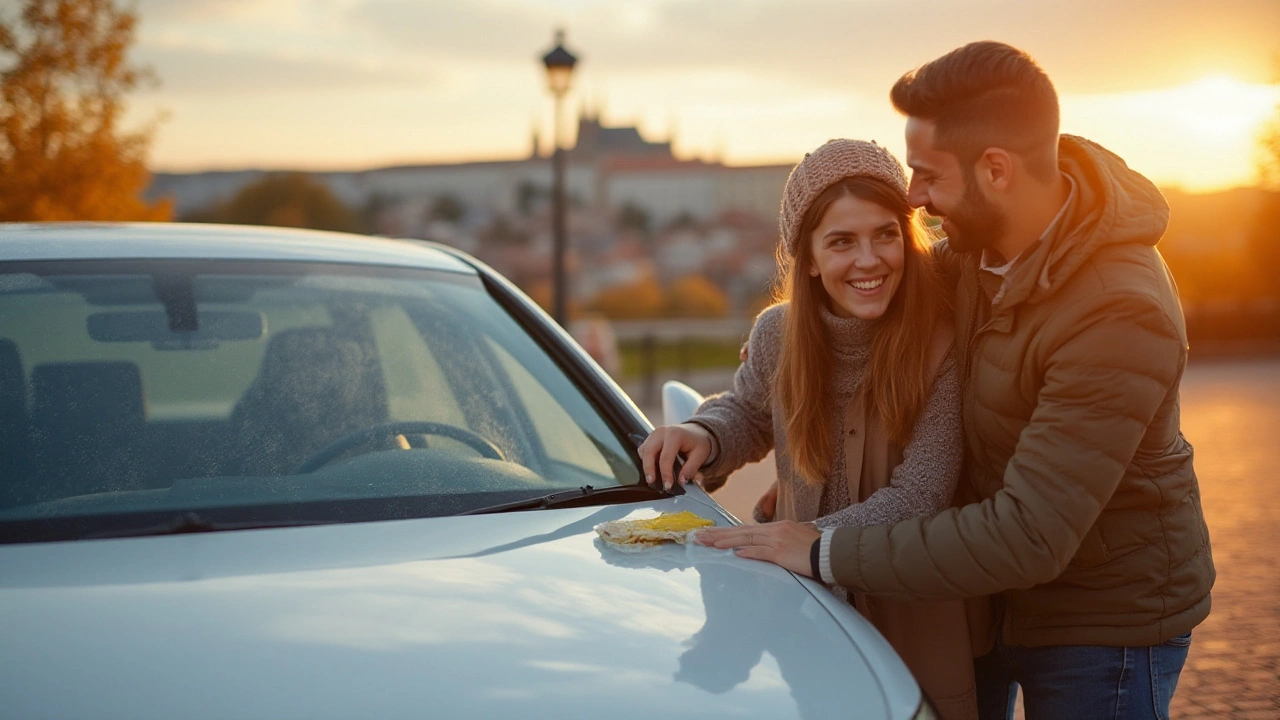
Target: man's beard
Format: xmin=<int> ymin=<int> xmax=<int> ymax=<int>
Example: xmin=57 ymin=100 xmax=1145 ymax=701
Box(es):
xmin=935 ymin=172 xmax=1006 ymax=254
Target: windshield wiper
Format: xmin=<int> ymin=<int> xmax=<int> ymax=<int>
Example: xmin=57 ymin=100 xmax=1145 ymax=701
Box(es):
xmin=459 ymin=482 xmax=678 ymax=516
xmin=84 ymin=512 xmax=333 ymax=539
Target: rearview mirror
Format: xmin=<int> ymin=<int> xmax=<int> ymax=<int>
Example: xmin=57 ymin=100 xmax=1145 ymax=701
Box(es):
xmin=88 ymin=311 xmax=265 ymax=345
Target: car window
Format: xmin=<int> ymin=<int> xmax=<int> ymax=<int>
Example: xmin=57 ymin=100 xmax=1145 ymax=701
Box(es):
xmin=0 ymin=262 xmax=641 ymax=540
xmin=368 ymin=303 xmax=467 ymax=427
xmin=487 ymin=338 xmax=613 ymax=478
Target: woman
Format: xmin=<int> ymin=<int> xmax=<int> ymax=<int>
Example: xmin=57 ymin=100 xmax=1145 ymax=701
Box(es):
xmin=638 ymin=139 xmax=983 ymax=720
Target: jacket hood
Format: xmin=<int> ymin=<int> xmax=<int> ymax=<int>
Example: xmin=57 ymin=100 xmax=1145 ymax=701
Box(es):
xmin=1000 ymin=135 xmax=1170 ymax=308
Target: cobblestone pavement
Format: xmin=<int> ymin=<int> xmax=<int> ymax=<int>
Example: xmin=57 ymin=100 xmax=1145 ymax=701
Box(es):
xmin=1166 ymin=358 xmax=1280 ymax=719
xmin=660 ymin=356 xmax=1280 ymax=718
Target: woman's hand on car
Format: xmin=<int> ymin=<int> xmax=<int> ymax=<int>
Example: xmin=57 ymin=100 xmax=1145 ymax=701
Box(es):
xmin=638 ymin=423 xmax=715 ymax=491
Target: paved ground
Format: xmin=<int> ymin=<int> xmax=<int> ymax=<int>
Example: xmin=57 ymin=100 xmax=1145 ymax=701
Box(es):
xmin=639 ymin=356 xmax=1280 ymax=718
xmin=1163 ymin=358 xmax=1280 ymax=718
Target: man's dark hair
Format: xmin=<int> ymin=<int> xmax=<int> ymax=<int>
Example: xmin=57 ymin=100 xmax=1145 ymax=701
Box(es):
xmin=891 ymin=41 xmax=1060 ymax=181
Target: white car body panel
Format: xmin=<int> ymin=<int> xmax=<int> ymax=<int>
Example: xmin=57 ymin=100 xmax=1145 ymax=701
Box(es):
xmin=0 ymin=222 xmax=474 ymax=274
xmin=0 ymin=489 xmax=919 ymax=720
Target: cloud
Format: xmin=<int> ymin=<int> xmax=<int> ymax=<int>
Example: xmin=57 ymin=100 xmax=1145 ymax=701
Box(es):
xmin=135 ymin=0 xmax=259 ymax=23
xmin=135 ymin=44 xmax=430 ymax=95
xmin=134 ymin=0 xmax=1280 ymax=99
xmin=126 ymin=0 xmax=1279 ymax=179
xmin=344 ymin=0 xmax=550 ymax=64
xmin=345 ymin=0 xmax=1280 ymax=94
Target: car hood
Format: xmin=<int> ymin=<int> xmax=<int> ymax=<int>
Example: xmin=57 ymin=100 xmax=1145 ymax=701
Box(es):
xmin=0 ymin=491 xmax=918 ymax=720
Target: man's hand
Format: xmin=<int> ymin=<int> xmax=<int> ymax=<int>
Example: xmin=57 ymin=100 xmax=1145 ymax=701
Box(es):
xmin=693 ymin=520 xmax=821 ymax=578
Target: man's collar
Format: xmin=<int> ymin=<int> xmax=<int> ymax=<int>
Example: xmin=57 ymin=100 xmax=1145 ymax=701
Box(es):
xmin=1038 ymin=172 xmax=1078 ymax=247
xmin=980 ymin=172 xmax=1076 ymax=275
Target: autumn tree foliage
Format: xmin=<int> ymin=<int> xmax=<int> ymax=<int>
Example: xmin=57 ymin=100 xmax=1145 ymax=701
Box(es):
xmin=186 ymin=173 xmax=363 ymax=233
xmin=523 ymin=278 xmax=584 ymax=320
xmin=585 ymin=273 xmax=731 ymax=320
xmin=0 ymin=0 xmax=170 ymax=221
xmin=588 ymin=274 xmax=665 ymax=320
xmin=664 ymin=274 xmax=729 ymax=318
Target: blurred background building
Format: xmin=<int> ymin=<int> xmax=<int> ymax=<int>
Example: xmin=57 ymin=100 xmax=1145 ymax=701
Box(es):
xmin=147 ymin=108 xmax=792 ymax=319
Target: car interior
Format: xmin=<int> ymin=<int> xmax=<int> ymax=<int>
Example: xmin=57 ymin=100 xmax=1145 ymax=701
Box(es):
xmin=0 ymin=266 xmax=637 ymax=521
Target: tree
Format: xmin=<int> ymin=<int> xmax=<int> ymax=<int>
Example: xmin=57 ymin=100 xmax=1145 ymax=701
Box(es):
xmin=1245 ymin=190 xmax=1280 ymax=299
xmin=0 ymin=0 xmax=170 ymax=221
xmin=663 ymin=211 xmax=699 ymax=233
xmin=615 ymin=203 xmax=650 ymax=235
xmin=664 ymin=274 xmax=729 ymax=318
xmin=515 ymin=181 xmax=544 ymax=217
xmin=588 ymin=275 xmax=665 ymax=320
xmin=522 ymin=278 xmax=582 ymax=320
xmin=478 ymin=214 xmax=528 ymax=247
xmin=1259 ymin=56 xmax=1280 ymax=189
xmin=1262 ymin=118 xmax=1280 ymax=190
xmin=429 ymin=194 xmax=465 ymax=223
xmin=1248 ymin=59 xmax=1280 ymax=297
xmin=187 ymin=173 xmax=363 ymax=233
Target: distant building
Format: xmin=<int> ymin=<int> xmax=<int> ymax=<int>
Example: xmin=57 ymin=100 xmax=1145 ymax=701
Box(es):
xmin=147 ymin=109 xmax=793 ymax=230
xmin=570 ymin=114 xmax=673 ymax=161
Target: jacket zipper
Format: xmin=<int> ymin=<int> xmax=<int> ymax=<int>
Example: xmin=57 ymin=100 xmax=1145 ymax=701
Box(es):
xmin=959 ymin=271 xmax=986 ymax=390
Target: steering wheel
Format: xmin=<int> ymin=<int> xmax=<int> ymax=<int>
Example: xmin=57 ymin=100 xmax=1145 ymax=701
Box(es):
xmin=293 ymin=421 xmax=506 ymax=474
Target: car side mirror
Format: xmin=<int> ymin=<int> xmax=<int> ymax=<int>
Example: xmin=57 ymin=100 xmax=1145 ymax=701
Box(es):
xmin=661 ymin=380 xmax=704 ymax=426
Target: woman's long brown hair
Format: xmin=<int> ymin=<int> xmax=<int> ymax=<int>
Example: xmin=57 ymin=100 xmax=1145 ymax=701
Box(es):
xmin=772 ymin=177 xmax=945 ymax=486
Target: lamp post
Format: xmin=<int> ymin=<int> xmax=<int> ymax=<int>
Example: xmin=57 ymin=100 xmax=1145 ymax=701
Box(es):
xmin=541 ymin=29 xmax=577 ymax=326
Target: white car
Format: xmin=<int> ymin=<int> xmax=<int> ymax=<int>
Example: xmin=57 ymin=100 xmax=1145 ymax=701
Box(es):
xmin=0 ymin=222 xmax=936 ymax=719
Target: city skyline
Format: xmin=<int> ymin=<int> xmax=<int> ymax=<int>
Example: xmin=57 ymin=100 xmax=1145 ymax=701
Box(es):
xmin=123 ymin=0 xmax=1280 ymax=193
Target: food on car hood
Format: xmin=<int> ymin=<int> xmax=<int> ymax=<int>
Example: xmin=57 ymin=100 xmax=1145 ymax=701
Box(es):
xmin=595 ymin=510 xmax=714 ymax=552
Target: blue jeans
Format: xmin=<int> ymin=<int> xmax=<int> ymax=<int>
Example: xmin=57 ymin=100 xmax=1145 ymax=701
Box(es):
xmin=974 ymin=633 xmax=1192 ymax=720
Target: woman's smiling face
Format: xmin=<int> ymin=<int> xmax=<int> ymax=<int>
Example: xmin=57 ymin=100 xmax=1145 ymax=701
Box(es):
xmin=808 ymin=193 xmax=906 ymax=321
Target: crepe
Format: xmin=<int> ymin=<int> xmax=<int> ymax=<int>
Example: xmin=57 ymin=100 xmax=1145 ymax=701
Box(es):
xmin=595 ymin=511 xmax=714 ymax=553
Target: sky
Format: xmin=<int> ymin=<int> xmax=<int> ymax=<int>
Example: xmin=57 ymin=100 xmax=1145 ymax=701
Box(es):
xmin=116 ymin=0 xmax=1280 ymax=192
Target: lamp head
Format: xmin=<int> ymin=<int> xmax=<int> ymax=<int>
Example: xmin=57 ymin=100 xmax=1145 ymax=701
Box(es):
xmin=541 ymin=29 xmax=578 ymax=96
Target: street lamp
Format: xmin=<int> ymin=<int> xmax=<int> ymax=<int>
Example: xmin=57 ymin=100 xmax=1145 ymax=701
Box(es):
xmin=541 ymin=29 xmax=577 ymax=326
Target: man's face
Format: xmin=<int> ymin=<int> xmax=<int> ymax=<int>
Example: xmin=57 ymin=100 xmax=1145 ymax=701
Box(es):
xmin=904 ymin=118 xmax=1005 ymax=254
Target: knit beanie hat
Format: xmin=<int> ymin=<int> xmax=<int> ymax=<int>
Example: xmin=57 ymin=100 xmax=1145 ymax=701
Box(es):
xmin=779 ymin=139 xmax=909 ymax=256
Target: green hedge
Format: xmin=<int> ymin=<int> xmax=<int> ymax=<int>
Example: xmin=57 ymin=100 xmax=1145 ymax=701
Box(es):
xmin=617 ymin=338 xmax=743 ymax=379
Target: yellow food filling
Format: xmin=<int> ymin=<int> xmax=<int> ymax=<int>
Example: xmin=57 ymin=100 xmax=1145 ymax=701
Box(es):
xmin=632 ymin=511 xmax=714 ymax=533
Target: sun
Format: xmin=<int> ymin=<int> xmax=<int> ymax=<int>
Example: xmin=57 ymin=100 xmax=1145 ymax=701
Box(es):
xmin=1063 ymin=74 xmax=1280 ymax=191
xmin=1163 ymin=75 xmax=1278 ymax=143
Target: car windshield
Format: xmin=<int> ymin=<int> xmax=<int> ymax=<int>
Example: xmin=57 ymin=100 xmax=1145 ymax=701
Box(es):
xmin=0 ymin=260 xmax=642 ymax=541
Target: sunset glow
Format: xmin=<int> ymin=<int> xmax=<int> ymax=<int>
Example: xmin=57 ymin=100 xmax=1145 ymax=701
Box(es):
xmin=1171 ymin=76 xmax=1277 ymax=140
xmin=121 ymin=0 xmax=1280 ymax=193
xmin=1061 ymin=76 xmax=1280 ymax=192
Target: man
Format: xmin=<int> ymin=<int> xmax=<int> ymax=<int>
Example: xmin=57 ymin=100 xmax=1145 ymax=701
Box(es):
xmin=697 ymin=41 xmax=1214 ymax=720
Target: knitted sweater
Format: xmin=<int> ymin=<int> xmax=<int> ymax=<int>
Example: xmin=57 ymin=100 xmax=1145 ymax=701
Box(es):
xmin=694 ymin=302 xmax=963 ymax=528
